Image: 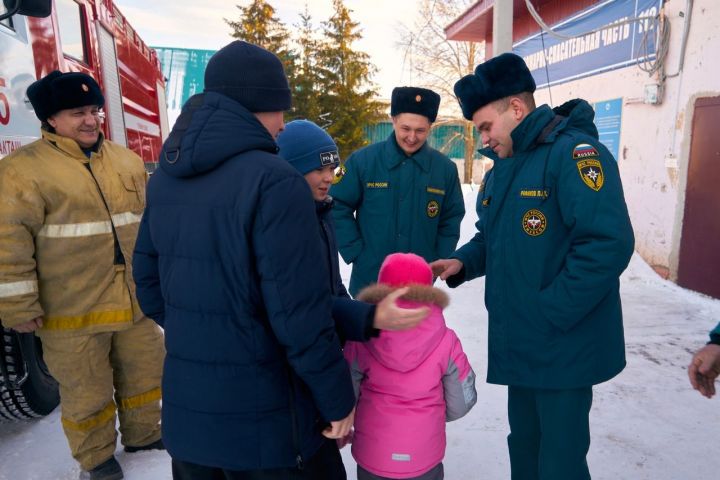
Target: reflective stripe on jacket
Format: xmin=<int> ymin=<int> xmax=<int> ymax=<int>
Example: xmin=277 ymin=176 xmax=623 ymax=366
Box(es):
xmin=0 ymin=130 xmax=147 ymax=332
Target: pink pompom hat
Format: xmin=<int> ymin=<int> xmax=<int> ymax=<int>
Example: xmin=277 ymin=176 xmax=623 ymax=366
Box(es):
xmin=377 ymin=253 xmax=433 ymax=287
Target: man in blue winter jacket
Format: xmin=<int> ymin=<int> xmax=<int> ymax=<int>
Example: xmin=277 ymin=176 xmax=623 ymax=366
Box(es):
xmin=432 ymin=53 xmax=635 ymax=480
xmin=132 ymin=41 xmax=355 ymax=480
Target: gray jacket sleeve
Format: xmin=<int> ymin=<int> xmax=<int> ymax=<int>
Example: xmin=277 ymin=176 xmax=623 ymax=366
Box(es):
xmin=443 ymin=329 xmax=477 ymax=421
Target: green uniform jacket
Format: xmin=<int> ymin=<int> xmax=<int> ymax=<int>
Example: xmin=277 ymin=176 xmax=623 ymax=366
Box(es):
xmin=710 ymin=322 xmax=720 ymax=344
xmin=448 ymin=99 xmax=635 ymax=389
xmin=331 ymin=134 xmax=465 ymax=296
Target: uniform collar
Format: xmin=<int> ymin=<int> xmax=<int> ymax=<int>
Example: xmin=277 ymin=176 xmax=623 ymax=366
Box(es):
xmin=41 ymin=128 xmax=105 ymax=161
xmin=384 ymin=132 xmax=431 ymax=172
xmin=509 ymin=105 xmax=555 ymax=155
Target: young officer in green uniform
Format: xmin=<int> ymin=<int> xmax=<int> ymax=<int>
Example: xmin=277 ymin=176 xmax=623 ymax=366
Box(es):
xmin=331 ymin=87 xmax=465 ymax=296
xmin=432 ymin=53 xmax=635 ymax=480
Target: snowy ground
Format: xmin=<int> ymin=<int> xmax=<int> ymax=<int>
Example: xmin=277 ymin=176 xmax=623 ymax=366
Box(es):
xmin=2 ymin=187 xmax=719 ymax=480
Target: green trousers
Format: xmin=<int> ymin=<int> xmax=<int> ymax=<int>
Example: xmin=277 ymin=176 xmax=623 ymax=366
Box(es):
xmin=507 ymin=386 xmax=593 ymax=480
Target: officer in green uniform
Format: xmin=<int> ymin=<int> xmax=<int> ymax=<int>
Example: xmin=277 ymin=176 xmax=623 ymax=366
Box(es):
xmin=331 ymin=87 xmax=465 ymax=296
xmin=432 ymin=53 xmax=635 ymax=480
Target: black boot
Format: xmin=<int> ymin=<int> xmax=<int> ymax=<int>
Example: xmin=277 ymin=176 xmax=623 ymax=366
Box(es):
xmin=80 ymin=456 xmax=123 ymax=480
xmin=124 ymin=438 xmax=165 ymax=453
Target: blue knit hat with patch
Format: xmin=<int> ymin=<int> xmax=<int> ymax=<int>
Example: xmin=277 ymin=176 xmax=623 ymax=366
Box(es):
xmin=277 ymin=120 xmax=340 ymax=175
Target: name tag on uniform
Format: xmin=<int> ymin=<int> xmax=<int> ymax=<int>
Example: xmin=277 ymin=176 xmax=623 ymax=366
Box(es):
xmin=519 ymin=188 xmax=549 ymax=199
xmin=366 ymin=182 xmax=389 ymax=188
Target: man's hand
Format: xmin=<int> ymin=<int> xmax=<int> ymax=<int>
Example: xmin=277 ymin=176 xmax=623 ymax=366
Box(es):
xmin=688 ymin=343 xmax=720 ymax=398
xmin=322 ymin=407 xmax=355 ymax=439
xmin=11 ymin=316 xmax=43 ymax=333
xmin=373 ymin=287 xmax=430 ymax=331
xmin=336 ymin=429 xmax=353 ymax=449
xmin=430 ymin=258 xmax=463 ymax=281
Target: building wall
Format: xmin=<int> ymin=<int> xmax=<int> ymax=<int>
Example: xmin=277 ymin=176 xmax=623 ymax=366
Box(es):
xmin=530 ymin=0 xmax=717 ymax=278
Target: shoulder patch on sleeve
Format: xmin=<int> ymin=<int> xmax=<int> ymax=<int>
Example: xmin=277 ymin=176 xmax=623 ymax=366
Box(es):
xmin=571 ymin=143 xmax=599 ymax=160
xmin=576 ymin=159 xmax=604 ymax=191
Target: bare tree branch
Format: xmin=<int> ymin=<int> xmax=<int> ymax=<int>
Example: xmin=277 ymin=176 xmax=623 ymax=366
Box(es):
xmin=396 ymin=0 xmax=485 ymax=183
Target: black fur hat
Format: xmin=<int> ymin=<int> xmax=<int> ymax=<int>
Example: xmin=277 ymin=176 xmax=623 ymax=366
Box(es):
xmin=27 ymin=70 xmax=105 ymax=121
xmin=390 ymin=87 xmax=441 ymax=122
xmin=454 ymin=53 xmax=536 ymax=120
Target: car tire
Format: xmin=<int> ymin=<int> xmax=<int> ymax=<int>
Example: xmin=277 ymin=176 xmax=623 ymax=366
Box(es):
xmin=0 ymin=327 xmax=59 ymax=421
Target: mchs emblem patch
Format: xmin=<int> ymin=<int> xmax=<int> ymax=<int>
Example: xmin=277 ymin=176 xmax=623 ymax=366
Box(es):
xmin=427 ymin=200 xmax=440 ymax=218
xmin=576 ymin=159 xmax=604 ymax=191
xmin=522 ymin=209 xmax=547 ymax=236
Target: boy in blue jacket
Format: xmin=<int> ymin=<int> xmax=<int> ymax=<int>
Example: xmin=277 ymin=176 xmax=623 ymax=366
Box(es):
xmin=276 ymin=119 xmax=429 ymax=345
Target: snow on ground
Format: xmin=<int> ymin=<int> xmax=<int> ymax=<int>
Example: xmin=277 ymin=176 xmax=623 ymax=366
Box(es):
xmin=2 ymin=187 xmax=719 ymax=480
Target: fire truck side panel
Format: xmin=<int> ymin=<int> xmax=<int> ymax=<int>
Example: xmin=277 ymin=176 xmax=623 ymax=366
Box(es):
xmin=0 ymin=14 xmax=41 ymax=156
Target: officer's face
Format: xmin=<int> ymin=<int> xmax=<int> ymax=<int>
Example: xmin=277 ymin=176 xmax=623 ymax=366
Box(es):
xmin=392 ymin=113 xmax=431 ymax=156
xmin=472 ymin=98 xmax=524 ymax=159
xmin=47 ymin=105 xmax=102 ymax=149
xmin=304 ymin=164 xmax=336 ymax=201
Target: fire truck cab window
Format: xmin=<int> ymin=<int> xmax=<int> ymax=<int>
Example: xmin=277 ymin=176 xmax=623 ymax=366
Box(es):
xmin=56 ymin=0 xmax=87 ymax=63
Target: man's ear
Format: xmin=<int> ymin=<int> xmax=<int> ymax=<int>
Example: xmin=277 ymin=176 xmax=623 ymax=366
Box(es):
xmin=509 ymin=97 xmax=527 ymax=121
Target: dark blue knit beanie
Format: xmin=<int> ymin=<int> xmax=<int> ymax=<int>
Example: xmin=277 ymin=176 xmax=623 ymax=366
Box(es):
xmin=454 ymin=52 xmax=536 ymax=120
xmin=204 ymin=40 xmax=291 ymax=112
xmin=277 ymin=120 xmax=340 ymax=175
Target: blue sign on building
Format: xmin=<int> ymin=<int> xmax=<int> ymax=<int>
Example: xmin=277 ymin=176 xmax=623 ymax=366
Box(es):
xmin=513 ymin=0 xmax=662 ymax=88
xmin=153 ymin=47 xmax=217 ymax=127
xmin=593 ymin=98 xmax=623 ymax=161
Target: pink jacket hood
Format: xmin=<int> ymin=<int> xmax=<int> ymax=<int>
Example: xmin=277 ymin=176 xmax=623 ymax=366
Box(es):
xmin=356 ymin=284 xmax=450 ymax=373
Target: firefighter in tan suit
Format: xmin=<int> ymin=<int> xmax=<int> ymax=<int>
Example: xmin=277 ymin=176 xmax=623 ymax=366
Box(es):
xmin=0 ymin=71 xmax=164 ymax=480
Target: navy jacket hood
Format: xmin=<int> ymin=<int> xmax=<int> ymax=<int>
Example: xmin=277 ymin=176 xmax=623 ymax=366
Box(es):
xmin=159 ymin=92 xmax=278 ymax=178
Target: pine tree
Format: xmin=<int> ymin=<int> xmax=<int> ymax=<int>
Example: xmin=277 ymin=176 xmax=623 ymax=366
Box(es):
xmin=316 ymin=0 xmax=384 ymax=158
xmin=290 ymin=7 xmax=322 ymax=122
xmin=225 ymin=1 xmax=297 ymax=98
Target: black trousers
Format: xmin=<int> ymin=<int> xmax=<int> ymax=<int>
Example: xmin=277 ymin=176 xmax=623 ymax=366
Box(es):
xmin=171 ymin=438 xmax=346 ymax=480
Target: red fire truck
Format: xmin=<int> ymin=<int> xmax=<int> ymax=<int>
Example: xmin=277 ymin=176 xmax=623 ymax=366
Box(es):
xmin=0 ymin=0 xmax=169 ymax=420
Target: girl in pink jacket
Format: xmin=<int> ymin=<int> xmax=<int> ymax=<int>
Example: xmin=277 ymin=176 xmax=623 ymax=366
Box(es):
xmin=344 ymin=253 xmax=477 ymax=480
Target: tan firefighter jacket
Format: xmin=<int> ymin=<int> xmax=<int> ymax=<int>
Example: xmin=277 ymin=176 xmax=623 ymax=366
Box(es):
xmin=0 ymin=130 xmax=148 ymax=335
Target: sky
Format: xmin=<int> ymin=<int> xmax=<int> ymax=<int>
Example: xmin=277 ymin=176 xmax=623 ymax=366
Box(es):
xmin=2 ymin=186 xmax=719 ymax=479
xmin=113 ymin=0 xmax=428 ymax=99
